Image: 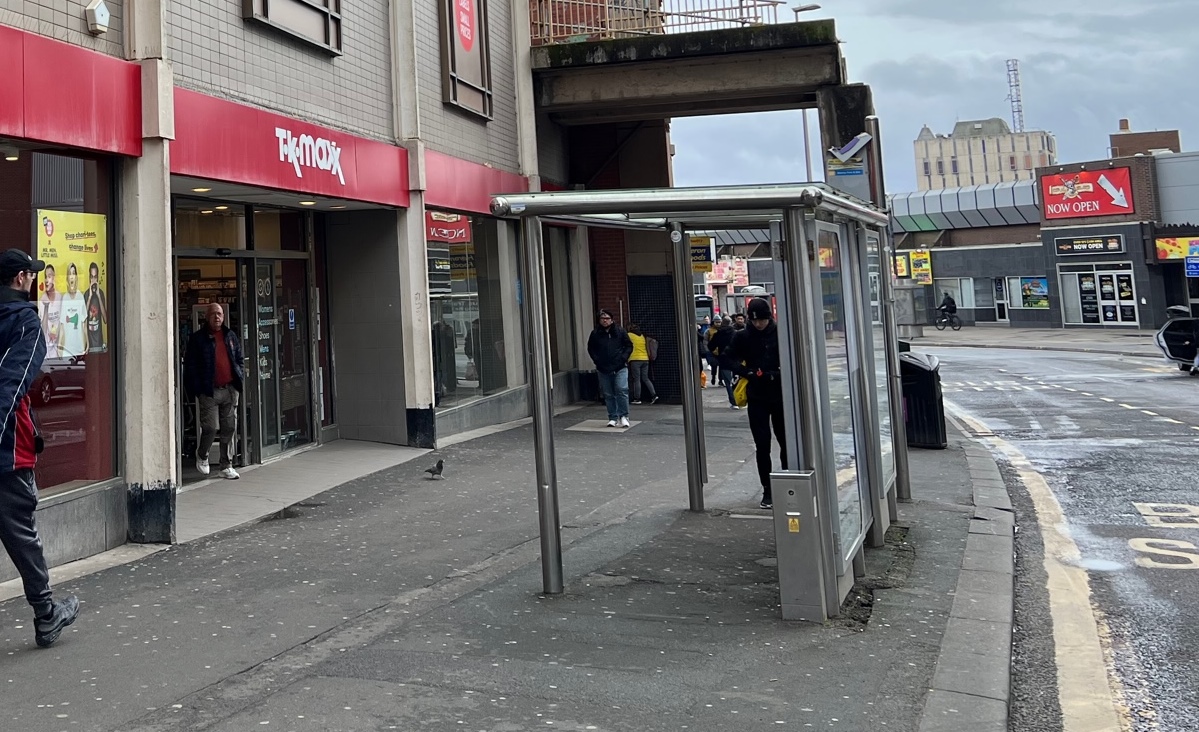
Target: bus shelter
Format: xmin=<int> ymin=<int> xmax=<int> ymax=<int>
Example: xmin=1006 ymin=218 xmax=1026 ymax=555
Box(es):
xmin=491 ymin=183 xmax=910 ymax=621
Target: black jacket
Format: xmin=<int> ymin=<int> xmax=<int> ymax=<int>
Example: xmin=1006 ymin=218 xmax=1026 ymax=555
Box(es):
xmin=708 ymin=324 xmax=735 ymax=357
xmin=719 ymin=320 xmax=783 ymax=404
xmin=587 ymin=324 xmax=633 ymax=374
xmin=0 ymin=288 xmax=45 ymax=472
xmin=184 ymin=325 xmax=245 ymax=397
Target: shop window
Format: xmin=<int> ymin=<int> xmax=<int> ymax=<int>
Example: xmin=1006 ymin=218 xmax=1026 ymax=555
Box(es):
xmin=253 ymin=208 xmax=307 ymax=251
xmin=0 ymin=151 xmax=118 ymax=495
xmin=175 ymin=200 xmax=248 ymax=250
xmin=933 ymin=278 xmax=975 ymax=309
xmin=427 ymin=210 xmax=523 ymax=410
xmin=1006 ymin=276 xmax=1049 ymax=309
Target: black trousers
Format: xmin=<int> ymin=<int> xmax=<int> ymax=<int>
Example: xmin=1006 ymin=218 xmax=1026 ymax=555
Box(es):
xmin=0 ymin=469 xmax=52 ymax=615
xmin=747 ymin=399 xmax=787 ymax=500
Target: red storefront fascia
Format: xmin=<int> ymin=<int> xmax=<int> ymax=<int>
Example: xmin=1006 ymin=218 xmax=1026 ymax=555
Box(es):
xmin=0 ymin=25 xmax=141 ymax=155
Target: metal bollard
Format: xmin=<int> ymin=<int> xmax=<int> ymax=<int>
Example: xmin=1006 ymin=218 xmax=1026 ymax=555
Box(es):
xmin=770 ymin=470 xmax=828 ymax=622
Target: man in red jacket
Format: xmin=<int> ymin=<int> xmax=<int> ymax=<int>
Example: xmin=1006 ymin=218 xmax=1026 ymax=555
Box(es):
xmin=0 ymin=249 xmax=80 ymax=647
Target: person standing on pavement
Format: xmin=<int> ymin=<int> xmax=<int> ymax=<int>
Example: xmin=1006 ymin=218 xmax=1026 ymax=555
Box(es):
xmin=184 ymin=302 xmax=245 ymax=479
xmin=720 ymin=298 xmax=786 ymax=509
xmin=0 ymin=249 xmax=80 ymax=647
xmin=587 ymin=310 xmax=633 ymax=428
xmin=708 ymin=316 xmax=738 ymax=408
xmin=626 ymin=324 xmax=659 ymax=406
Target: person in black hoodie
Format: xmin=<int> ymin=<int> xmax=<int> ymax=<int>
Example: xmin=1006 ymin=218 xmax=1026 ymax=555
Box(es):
xmin=0 ymin=249 xmax=79 ymax=646
xmin=719 ymin=298 xmax=786 ymax=509
xmin=707 ymin=316 xmax=737 ymax=408
xmin=587 ymin=309 xmax=633 ymax=428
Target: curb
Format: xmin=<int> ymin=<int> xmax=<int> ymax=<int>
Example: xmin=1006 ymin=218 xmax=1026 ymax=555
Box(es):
xmin=917 ymin=439 xmax=1014 ymax=732
xmin=912 ymin=340 xmax=1159 ymax=360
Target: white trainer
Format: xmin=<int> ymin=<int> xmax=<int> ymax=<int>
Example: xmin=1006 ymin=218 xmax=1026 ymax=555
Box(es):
xmin=195 ymin=454 xmax=210 ymax=476
xmin=619 ymin=416 xmax=630 ymax=428
xmin=606 ymin=420 xmax=617 ymax=428
xmin=220 ymin=467 xmax=240 ymax=480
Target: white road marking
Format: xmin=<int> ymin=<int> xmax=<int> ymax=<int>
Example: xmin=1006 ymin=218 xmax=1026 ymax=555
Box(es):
xmin=1081 ymin=392 xmax=1094 ymax=397
xmin=1119 ymin=404 xmax=1137 ymax=410
xmin=1101 ymin=397 xmax=1116 ymax=403
xmin=944 ymin=400 xmax=1131 ymax=732
xmin=1141 ymin=410 xmax=1159 ymax=417
xmin=1163 ymin=418 xmax=1183 ymax=425
xmin=1064 ymin=388 xmax=1078 ymax=392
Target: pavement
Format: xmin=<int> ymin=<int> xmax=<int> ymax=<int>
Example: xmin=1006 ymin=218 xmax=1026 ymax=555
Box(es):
xmin=909 ymin=324 xmax=1161 ymax=359
xmin=0 ymin=387 xmax=1015 ymax=732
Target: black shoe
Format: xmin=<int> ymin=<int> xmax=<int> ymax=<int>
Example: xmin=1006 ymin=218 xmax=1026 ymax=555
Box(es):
xmin=649 ymin=395 xmax=659 ymax=404
xmin=35 ymin=595 xmax=79 ymax=648
xmin=759 ymin=500 xmax=773 ymax=510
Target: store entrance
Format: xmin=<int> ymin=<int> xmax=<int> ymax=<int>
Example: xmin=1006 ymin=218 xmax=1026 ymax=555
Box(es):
xmin=176 ymin=256 xmax=313 ymax=485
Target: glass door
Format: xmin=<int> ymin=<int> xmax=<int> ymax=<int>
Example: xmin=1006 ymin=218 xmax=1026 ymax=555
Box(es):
xmin=251 ymin=258 xmax=313 ymax=460
xmin=994 ymin=278 xmax=1009 ymax=322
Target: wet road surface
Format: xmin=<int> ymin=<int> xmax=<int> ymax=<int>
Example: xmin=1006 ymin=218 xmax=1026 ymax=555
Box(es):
xmin=924 ymin=346 xmax=1199 ymax=732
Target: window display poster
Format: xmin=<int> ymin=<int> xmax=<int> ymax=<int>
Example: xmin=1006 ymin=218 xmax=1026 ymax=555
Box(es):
xmin=893 ymin=253 xmax=910 ymax=278
xmin=910 ymin=249 xmax=933 ymax=285
xmin=1103 ymin=304 xmax=1118 ymax=322
xmin=1098 ymin=274 xmax=1116 ymax=301
xmin=36 ymin=210 xmax=108 ymax=358
xmin=1079 ymin=274 xmax=1101 ymax=324
xmin=1154 ymin=237 xmax=1199 ymax=261
xmin=1116 ymin=274 xmax=1134 ymax=301
xmin=1120 ymin=305 xmax=1137 ymax=322
xmin=1020 ymin=277 xmax=1049 ymax=309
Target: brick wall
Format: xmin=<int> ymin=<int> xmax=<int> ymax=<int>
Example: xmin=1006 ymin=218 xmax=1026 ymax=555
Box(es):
xmin=1037 ymin=156 xmax=1160 ymax=226
xmin=0 ymin=0 xmax=124 ymax=57
xmin=414 ymin=0 xmax=521 ymax=172
xmin=166 ymin=0 xmax=394 ymax=140
xmin=1109 ymin=131 xmax=1181 ymax=157
xmin=590 ymin=227 xmax=627 ymax=316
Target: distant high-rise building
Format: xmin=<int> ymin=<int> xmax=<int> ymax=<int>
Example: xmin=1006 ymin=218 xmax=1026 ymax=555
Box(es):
xmin=1109 ymin=118 xmax=1181 ymax=157
xmin=914 ymin=118 xmax=1057 ymax=191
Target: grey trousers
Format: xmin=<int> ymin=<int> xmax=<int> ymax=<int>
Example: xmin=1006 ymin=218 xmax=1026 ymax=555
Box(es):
xmin=0 ymin=469 xmax=53 ymax=615
xmin=628 ymin=360 xmax=656 ymax=402
xmin=198 ymin=385 xmax=239 ymax=469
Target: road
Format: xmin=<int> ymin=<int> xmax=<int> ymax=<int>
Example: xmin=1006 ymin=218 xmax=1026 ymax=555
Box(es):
xmin=924 ymin=346 xmax=1199 ymax=732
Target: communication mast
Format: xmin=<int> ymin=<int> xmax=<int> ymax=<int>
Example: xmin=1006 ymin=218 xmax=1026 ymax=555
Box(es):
xmin=1006 ymin=59 xmax=1025 ymax=133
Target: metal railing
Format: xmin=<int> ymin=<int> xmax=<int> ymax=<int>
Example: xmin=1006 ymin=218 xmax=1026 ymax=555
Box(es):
xmin=530 ymin=0 xmax=784 ymax=45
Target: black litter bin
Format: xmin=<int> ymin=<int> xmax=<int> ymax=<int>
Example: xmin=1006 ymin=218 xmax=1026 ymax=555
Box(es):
xmin=898 ymin=340 xmax=912 ymax=353
xmin=900 ymin=352 xmax=947 ymax=449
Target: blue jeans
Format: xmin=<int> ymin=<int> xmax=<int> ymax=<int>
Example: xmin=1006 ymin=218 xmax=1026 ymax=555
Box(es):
xmin=597 ymin=368 xmax=630 ymax=420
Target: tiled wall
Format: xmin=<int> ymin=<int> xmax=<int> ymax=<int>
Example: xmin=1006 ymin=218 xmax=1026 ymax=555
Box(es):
xmin=413 ymin=0 xmax=521 ymax=172
xmin=166 ymin=0 xmax=394 ymax=140
xmin=0 ymin=0 xmax=124 ymax=57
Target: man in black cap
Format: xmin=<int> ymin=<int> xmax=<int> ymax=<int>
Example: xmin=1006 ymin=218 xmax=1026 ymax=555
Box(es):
xmin=0 ymin=248 xmax=80 ymax=647
xmin=720 ymin=297 xmax=786 ymax=509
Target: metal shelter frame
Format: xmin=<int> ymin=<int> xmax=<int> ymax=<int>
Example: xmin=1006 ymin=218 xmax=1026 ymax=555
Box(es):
xmin=492 ymin=182 xmax=910 ymax=620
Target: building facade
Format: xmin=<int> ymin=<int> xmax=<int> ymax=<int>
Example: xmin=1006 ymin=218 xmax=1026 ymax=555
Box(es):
xmin=914 ymin=118 xmax=1057 ymax=191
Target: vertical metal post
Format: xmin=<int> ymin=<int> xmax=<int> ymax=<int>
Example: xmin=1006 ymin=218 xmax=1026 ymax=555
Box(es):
xmin=520 ymin=217 xmax=563 ymax=594
xmin=779 ymin=208 xmax=839 ymax=618
xmin=670 ymin=223 xmax=704 ymax=511
xmin=865 ymin=115 xmax=912 ymax=502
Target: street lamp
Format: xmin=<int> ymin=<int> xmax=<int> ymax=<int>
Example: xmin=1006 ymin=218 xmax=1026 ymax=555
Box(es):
xmin=792 ymin=3 xmax=821 ymax=19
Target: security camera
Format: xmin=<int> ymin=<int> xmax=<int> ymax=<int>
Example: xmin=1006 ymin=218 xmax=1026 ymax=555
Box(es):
xmin=85 ymin=0 xmax=111 ymax=35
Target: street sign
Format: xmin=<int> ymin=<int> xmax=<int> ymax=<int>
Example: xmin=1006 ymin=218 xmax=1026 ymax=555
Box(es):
xmin=1185 ymin=256 xmax=1199 ymax=278
xmin=1055 ymin=235 xmax=1125 ymax=255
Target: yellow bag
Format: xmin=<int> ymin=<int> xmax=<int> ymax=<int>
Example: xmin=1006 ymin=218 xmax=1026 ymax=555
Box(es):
xmin=733 ymin=377 xmax=749 ymax=407
xmin=700 ymin=370 xmax=707 ymax=388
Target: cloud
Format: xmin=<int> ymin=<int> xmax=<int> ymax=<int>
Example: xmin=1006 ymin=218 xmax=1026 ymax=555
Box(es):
xmin=671 ymin=0 xmax=1199 ymax=193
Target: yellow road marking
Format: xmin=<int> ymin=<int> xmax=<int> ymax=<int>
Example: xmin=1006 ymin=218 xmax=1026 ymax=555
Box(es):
xmin=945 ymin=400 xmax=1133 ymax=732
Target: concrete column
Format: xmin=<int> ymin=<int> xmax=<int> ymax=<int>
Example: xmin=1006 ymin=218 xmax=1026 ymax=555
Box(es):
xmin=397 ymin=196 xmax=437 ymax=448
xmin=496 ymin=221 xmax=525 ymax=385
xmin=508 ymin=0 xmax=541 ymax=189
xmin=122 ymin=1 xmax=176 ymax=543
xmin=568 ymin=225 xmax=595 ymax=368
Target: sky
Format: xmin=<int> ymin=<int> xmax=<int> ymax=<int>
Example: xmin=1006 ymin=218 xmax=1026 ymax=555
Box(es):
xmin=670 ymin=0 xmax=1199 ymax=194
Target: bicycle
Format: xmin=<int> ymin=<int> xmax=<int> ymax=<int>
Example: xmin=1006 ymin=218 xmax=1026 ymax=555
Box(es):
xmin=934 ymin=311 xmax=962 ymax=331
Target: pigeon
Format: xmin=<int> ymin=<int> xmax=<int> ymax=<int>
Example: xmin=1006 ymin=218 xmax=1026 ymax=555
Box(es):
xmin=424 ymin=459 xmax=444 ymax=479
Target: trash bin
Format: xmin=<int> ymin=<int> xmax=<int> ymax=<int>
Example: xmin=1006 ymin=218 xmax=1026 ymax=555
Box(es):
xmin=899 ymin=352 xmax=947 ymax=449
xmin=578 ymin=370 xmax=602 ymax=403
xmin=898 ymin=340 xmax=912 ymax=353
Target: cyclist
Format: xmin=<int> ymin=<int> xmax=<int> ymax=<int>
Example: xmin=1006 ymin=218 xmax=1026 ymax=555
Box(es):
xmin=938 ymin=292 xmax=957 ymax=319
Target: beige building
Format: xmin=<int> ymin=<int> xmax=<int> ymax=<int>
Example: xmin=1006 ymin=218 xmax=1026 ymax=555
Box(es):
xmin=914 ymin=118 xmax=1057 ymax=190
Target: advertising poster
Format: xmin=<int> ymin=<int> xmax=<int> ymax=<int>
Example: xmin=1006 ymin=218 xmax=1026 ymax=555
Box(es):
xmin=1040 ymin=167 xmax=1134 ymax=220
xmin=36 ymin=210 xmax=108 ymax=358
xmin=1079 ymin=274 xmax=1100 ymax=324
xmin=1020 ymin=277 xmax=1049 ymax=309
xmin=690 ymin=236 xmax=714 ymax=274
xmin=910 ymin=249 xmax=933 ymax=285
xmin=893 ymin=253 xmax=910 ymax=278
xmin=1154 ymin=237 xmax=1199 ymax=261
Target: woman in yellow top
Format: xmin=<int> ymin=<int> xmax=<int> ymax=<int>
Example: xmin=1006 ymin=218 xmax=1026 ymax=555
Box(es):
xmin=626 ymin=324 xmax=659 ymax=405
